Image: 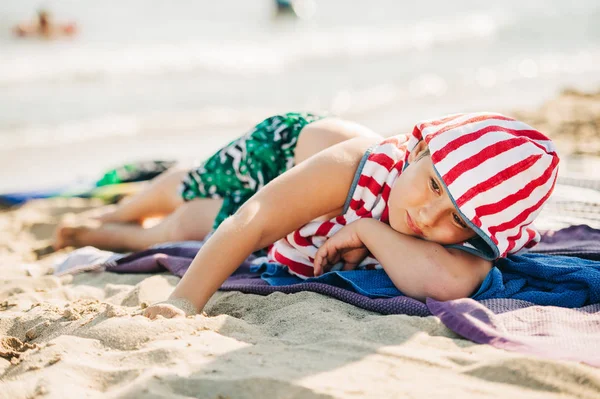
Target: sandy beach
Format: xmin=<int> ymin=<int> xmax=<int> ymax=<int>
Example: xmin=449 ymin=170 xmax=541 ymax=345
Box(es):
xmin=2 ymin=90 xmax=600 ymax=398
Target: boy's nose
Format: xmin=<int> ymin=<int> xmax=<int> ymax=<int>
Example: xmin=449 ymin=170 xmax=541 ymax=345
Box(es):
xmin=419 ymin=199 xmax=445 ymax=227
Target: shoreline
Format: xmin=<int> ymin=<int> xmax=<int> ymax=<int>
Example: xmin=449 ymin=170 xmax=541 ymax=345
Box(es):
xmin=2 ymin=87 xmax=600 ymax=194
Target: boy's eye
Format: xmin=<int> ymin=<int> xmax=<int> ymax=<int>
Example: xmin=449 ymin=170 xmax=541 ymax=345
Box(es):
xmin=429 ymin=178 xmax=440 ymax=194
xmin=453 ymin=213 xmax=468 ymax=229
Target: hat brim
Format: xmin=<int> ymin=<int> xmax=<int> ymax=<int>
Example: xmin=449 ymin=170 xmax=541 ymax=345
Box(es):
xmin=431 ymin=164 xmax=500 ymax=261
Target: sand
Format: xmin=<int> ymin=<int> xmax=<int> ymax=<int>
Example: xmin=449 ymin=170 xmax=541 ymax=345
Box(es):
xmin=2 ymin=90 xmax=600 ymax=399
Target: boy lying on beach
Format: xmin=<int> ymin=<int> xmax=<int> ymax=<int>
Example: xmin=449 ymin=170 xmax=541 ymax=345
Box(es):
xmin=54 ymin=112 xmax=559 ymax=318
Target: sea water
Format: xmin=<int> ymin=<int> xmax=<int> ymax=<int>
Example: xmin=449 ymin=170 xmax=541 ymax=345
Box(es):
xmin=1 ymin=0 xmax=599 ymax=191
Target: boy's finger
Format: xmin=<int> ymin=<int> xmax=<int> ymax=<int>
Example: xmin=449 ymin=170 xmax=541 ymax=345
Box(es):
xmin=342 ymin=262 xmax=357 ymax=271
xmin=313 ymin=256 xmax=322 ymax=276
xmin=327 ymin=249 xmax=340 ymax=265
xmin=313 ymin=246 xmax=327 ymax=274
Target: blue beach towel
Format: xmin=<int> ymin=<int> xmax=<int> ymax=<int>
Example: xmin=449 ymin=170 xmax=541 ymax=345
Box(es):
xmin=252 ymin=252 xmax=600 ymax=308
xmin=252 ymin=261 xmax=402 ymax=298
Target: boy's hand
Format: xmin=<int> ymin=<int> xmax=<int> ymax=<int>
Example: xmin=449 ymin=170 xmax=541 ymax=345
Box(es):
xmin=143 ymin=298 xmax=198 ymax=319
xmin=313 ymin=220 xmax=369 ymax=276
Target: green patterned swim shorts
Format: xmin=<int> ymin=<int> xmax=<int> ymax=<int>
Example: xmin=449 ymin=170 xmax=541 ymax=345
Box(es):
xmin=180 ymin=112 xmax=324 ymax=229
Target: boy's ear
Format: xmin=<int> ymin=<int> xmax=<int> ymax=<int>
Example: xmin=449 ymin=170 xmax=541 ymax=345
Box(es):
xmin=408 ymin=140 xmax=429 ymax=163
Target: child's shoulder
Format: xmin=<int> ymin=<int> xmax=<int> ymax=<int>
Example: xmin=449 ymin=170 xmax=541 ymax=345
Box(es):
xmin=301 ymin=120 xmax=383 ymax=163
xmin=380 ymin=134 xmax=410 ymax=147
xmin=335 ymin=135 xmax=385 ymax=166
xmin=377 ymin=134 xmax=410 ymax=156
xmin=362 ymin=133 xmax=410 ymax=169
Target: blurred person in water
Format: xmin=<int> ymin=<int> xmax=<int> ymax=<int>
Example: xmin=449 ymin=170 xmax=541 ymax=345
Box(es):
xmin=12 ymin=9 xmax=77 ymax=38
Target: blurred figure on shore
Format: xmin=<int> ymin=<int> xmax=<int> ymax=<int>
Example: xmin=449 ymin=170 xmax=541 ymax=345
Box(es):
xmin=12 ymin=9 xmax=77 ymax=39
xmin=275 ymin=0 xmax=295 ymax=13
xmin=274 ymin=0 xmax=316 ymax=19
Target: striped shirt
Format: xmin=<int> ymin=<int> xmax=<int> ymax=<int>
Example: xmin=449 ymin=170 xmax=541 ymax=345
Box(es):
xmin=267 ymin=135 xmax=409 ymax=278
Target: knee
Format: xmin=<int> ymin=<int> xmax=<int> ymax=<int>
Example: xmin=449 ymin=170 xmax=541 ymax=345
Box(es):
xmin=155 ymin=166 xmax=190 ymax=208
xmin=164 ymin=203 xmax=216 ymax=242
xmin=161 ymin=166 xmax=190 ymax=184
xmin=166 ymin=219 xmax=206 ymax=242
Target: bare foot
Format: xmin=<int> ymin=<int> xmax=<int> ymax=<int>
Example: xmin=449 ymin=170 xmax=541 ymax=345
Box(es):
xmin=52 ymin=205 xmax=122 ymax=250
xmin=53 ymin=203 xmax=149 ymax=251
xmin=53 ymin=217 xmax=159 ymax=252
xmin=53 ymin=219 xmax=102 ymax=250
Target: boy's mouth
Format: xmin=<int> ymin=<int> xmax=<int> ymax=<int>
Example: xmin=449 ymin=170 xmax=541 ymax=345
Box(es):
xmin=406 ymin=212 xmax=424 ymax=236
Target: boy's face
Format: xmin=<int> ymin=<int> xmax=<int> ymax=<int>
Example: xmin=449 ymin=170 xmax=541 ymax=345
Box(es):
xmin=388 ymin=141 xmax=476 ymax=245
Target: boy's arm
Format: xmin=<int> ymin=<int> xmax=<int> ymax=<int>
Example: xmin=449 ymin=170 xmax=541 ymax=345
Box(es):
xmin=146 ymin=136 xmax=379 ymax=317
xmin=315 ymin=219 xmax=492 ymax=302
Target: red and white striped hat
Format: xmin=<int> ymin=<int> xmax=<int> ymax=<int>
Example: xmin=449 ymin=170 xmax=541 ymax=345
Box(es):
xmin=405 ymin=112 xmax=559 ymax=259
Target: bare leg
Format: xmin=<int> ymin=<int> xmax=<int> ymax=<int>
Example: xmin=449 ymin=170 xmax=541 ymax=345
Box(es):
xmin=54 ymin=118 xmax=382 ymax=251
xmin=54 ymin=166 xmax=214 ymax=250
xmin=57 ymin=197 xmax=223 ymax=251
xmin=97 ymin=167 xmax=189 ymax=223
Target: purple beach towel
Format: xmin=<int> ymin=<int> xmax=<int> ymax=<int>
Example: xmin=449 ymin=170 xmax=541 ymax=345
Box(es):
xmin=428 ymin=298 xmax=600 ymax=367
xmin=96 ymin=248 xmax=431 ymax=316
